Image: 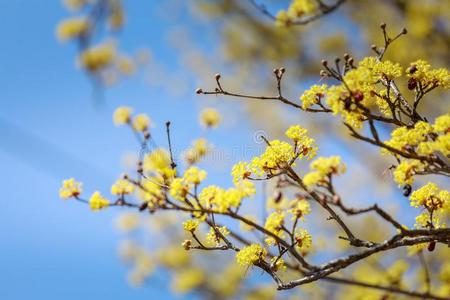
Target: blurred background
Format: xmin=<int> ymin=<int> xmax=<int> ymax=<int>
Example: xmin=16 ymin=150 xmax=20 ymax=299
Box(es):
xmin=0 ymin=0 xmax=448 ymax=299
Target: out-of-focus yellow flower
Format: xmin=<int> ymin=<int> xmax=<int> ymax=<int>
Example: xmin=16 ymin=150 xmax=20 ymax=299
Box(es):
xmin=89 ymin=191 xmax=109 ymax=211
xmin=111 ymin=178 xmax=135 ymax=195
xmin=80 ymin=43 xmax=116 ymax=72
xmin=113 ymin=106 xmax=133 ymax=126
xmin=116 ymin=55 xmax=135 ymax=75
xmin=199 ymin=108 xmax=221 ymax=128
xmin=56 ymin=17 xmax=90 ymax=41
xmin=171 ymin=268 xmax=205 ymax=294
xmin=116 ymin=212 xmax=140 ymax=232
xmin=59 ymin=178 xmax=82 ymax=199
xmin=132 ymin=113 xmax=150 ymax=132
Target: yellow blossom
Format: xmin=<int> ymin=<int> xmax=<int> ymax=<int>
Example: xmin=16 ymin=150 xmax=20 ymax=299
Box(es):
xmin=116 ymin=212 xmax=140 ymax=232
xmin=300 ymin=84 xmax=327 ymax=109
xmin=132 ymin=114 xmax=150 ymax=132
xmin=410 ymin=182 xmax=448 ymax=210
xmin=183 ymin=219 xmax=199 ymax=232
xmin=143 ymin=148 xmax=175 ymax=178
xmin=56 ymin=17 xmax=89 ymax=41
xmin=236 ymin=244 xmax=267 ymax=266
xmin=303 ymin=156 xmax=346 ymax=187
xmin=171 ymin=268 xmax=204 ymax=294
xmin=183 ymin=166 xmax=207 ymax=185
xmin=206 ymin=226 xmax=230 ymax=246
xmin=59 ymin=178 xmax=82 ymax=199
xmin=79 ymin=43 xmax=116 ymax=72
xmin=288 ymin=198 xmax=311 ymax=219
xmin=200 ymin=108 xmax=221 ymax=128
xmin=111 ymin=178 xmax=135 ymax=195
xmin=434 ymin=114 xmax=450 ymax=133
xmin=113 ymin=106 xmax=133 ymax=126
xmin=393 ymin=160 xmax=425 ymax=186
xmin=169 ymin=178 xmax=189 ymax=201
xmin=264 ymin=212 xmax=285 ymax=245
xmin=295 ymin=228 xmax=312 ymax=254
xmin=89 ymin=191 xmax=109 ymax=211
xmin=270 ymin=257 xmax=287 ymax=272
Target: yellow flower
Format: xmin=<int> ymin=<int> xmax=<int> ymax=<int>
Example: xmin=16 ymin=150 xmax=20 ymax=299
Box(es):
xmin=89 ymin=191 xmax=109 ymax=211
xmin=288 ymin=198 xmax=311 ymax=219
xmin=171 ymin=268 xmax=204 ymax=294
xmin=295 ymin=228 xmax=312 ymax=254
xmin=111 ymin=178 xmax=135 ymax=195
xmin=59 ymin=178 xmax=82 ymax=199
xmin=132 ymin=114 xmax=150 ymax=132
xmin=143 ymin=148 xmax=176 ymax=178
xmin=407 ymin=60 xmax=450 ymax=89
xmin=303 ymin=156 xmax=346 ymax=187
xmin=169 ymin=178 xmax=189 ymax=201
xmin=264 ymin=212 xmax=285 ymax=245
xmin=117 ymin=55 xmax=135 ymax=76
xmin=287 ymin=0 xmax=318 ymax=17
xmin=410 ymin=182 xmax=448 ymax=210
xmin=56 ymin=17 xmax=89 ymax=41
xmin=113 ymin=106 xmax=133 ymax=126
xmin=80 ymin=43 xmax=116 ymax=72
xmin=206 ymin=226 xmax=230 ymax=246
xmin=199 ymin=108 xmax=221 ymax=128
xmin=116 ymin=212 xmax=140 ymax=232
xmin=184 ymin=138 xmax=211 ymax=165
xmin=393 ymin=160 xmax=425 ymax=186
xmin=236 ymin=244 xmax=267 ymax=266
xmin=231 ymin=162 xmax=252 ymax=183
xmin=434 ymin=114 xmax=450 ymax=133
xmin=183 ymin=166 xmax=207 ymax=185
xmin=251 ymin=140 xmax=295 ymax=176
xmin=300 ymin=84 xmax=327 ymax=109
xmin=270 ymin=257 xmax=287 ymax=272
xmin=183 ymin=219 xmax=199 ymax=232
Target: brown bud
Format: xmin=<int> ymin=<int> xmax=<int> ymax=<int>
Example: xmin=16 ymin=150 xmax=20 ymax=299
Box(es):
xmin=279 ymin=67 xmax=286 ymax=74
xmin=343 ymin=53 xmax=350 ymax=60
xmin=195 ymin=88 xmax=203 ymax=94
xmin=182 ymin=240 xmax=192 ymax=250
xmin=428 ymin=241 xmax=436 ymax=252
xmin=139 ymin=202 xmax=148 ymax=212
xmin=320 ymin=70 xmax=328 ymax=77
xmin=321 ymin=59 xmax=328 ymax=67
xmin=122 ymin=174 xmax=129 ymax=180
xmin=215 ymin=73 xmax=221 ymax=80
xmin=380 ymin=23 xmax=386 ymax=29
xmin=408 ymin=65 xmax=417 ymax=74
xmin=273 ymin=190 xmax=283 ymax=204
xmin=353 ymin=91 xmax=364 ymax=102
xmin=144 ymin=131 xmax=151 ymax=140
xmin=371 ymin=44 xmax=377 ymax=51
xmin=408 ymin=77 xmax=417 ymax=90
xmin=401 ymin=28 xmax=407 ymax=35
xmin=273 ymin=68 xmax=279 ymax=75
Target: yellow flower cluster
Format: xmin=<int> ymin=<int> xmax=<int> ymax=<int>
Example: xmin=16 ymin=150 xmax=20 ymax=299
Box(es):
xmin=206 ymin=226 xmax=230 ymax=246
xmin=113 ymin=107 xmax=151 ymax=133
xmin=171 ymin=268 xmax=204 ymax=294
xmin=235 ymin=244 xmax=267 ymax=266
xmin=303 ymin=156 xmax=346 ymax=187
xmin=359 ymin=56 xmax=402 ymax=81
xmin=136 ymin=176 xmax=164 ymax=206
xmin=143 ymin=148 xmax=176 ymax=179
xmin=113 ymin=106 xmax=132 ymax=125
xmin=275 ymin=0 xmax=318 ymax=26
xmin=198 ymin=180 xmax=255 ymax=213
xmin=199 ymin=108 xmax=221 ymax=128
xmin=384 ymin=116 xmax=449 ymax=157
xmin=111 ymin=178 xmax=135 ymax=195
xmin=393 ymin=160 xmax=425 ymax=186
xmin=119 ymin=241 xmax=154 ymax=287
xmin=184 ymin=138 xmax=210 ymax=165
xmin=300 ymin=84 xmax=327 ymax=109
xmin=407 ymin=60 xmax=450 ymax=89
xmin=169 ymin=166 xmax=207 ymax=201
xmin=89 ymin=191 xmax=110 ymax=211
xmin=285 ymin=125 xmax=317 ymax=159
xmin=56 ymin=17 xmax=89 ymax=41
xmin=183 ymin=219 xmax=199 ymax=232
xmin=59 ymin=178 xmax=82 ymax=199
xmin=410 ymin=183 xmax=449 ymax=229
xmin=288 ymin=197 xmax=311 ymax=220
xmin=264 ymin=212 xmax=285 ymax=245
xmin=79 ymin=42 xmax=116 ymax=72
xmin=295 ymin=228 xmax=312 ymax=254
xmin=132 ymin=114 xmax=150 ymax=132
xmin=270 ymin=257 xmax=287 ymax=272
